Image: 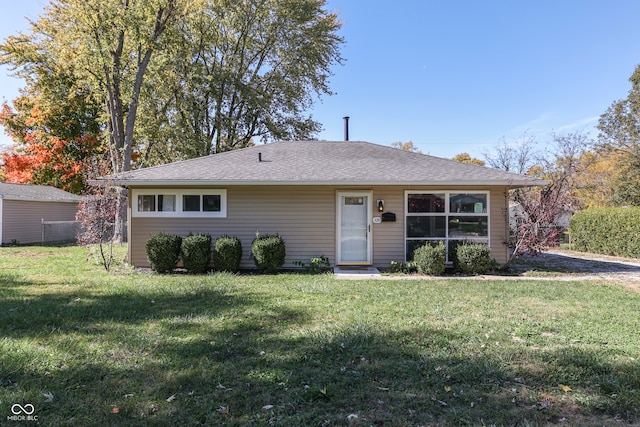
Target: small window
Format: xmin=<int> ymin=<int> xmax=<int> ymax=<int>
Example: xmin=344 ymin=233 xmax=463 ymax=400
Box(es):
xmin=408 ymin=193 xmax=445 ymax=213
xmin=158 ymin=195 xmax=176 ymax=212
xmin=203 ymin=194 xmax=221 ymax=212
xmin=138 ymin=195 xmax=155 ymax=212
xmin=448 ymin=216 xmax=488 ymax=237
xmin=450 ymin=194 xmax=487 ymax=213
xmin=344 ymin=197 xmax=364 ymax=205
xmin=133 ymin=189 xmax=226 ymax=217
xmin=183 ymin=195 xmax=201 ymax=212
xmin=406 ymin=216 xmax=446 ymax=238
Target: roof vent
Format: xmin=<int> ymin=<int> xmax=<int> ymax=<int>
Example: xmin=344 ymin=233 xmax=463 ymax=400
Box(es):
xmin=343 ymin=116 xmax=350 ymax=141
xmin=258 ymin=152 xmax=263 ymax=162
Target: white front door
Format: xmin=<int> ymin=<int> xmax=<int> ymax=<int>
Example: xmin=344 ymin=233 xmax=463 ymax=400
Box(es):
xmin=337 ymin=191 xmax=371 ymax=264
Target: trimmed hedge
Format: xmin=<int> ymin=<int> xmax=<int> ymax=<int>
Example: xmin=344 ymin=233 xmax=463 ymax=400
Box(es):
xmin=146 ymin=233 xmax=182 ymax=273
xmin=569 ymin=207 xmax=640 ymax=258
xmin=413 ymin=242 xmax=446 ymax=275
xmin=181 ymin=234 xmax=212 ymax=274
xmin=252 ymin=234 xmax=286 ymax=273
xmin=213 ymin=235 xmax=243 ymax=272
xmin=455 ymin=242 xmax=492 ymax=275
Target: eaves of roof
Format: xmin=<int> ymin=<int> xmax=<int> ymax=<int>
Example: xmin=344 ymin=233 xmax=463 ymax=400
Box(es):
xmin=110 ymin=179 xmax=548 ymax=188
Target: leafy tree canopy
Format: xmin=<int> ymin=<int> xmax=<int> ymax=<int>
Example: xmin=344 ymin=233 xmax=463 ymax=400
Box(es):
xmin=598 ymin=64 xmax=640 ymax=205
xmin=390 ymin=141 xmax=422 ymax=154
xmin=451 ymin=152 xmax=485 ymax=166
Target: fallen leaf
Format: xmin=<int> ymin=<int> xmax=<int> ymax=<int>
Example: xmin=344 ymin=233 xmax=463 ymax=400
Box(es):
xmin=559 ymin=384 xmax=572 ymax=393
xmin=166 ymin=394 xmax=176 ymax=402
xmin=444 ymin=386 xmax=452 ymax=392
xmin=42 ymin=392 xmax=54 ymax=403
xmin=44 ymin=371 xmax=52 ymax=377
xmin=262 ymin=404 xmax=274 ymax=410
xmin=123 ymin=394 xmax=134 ymax=398
xmin=111 ymin=406 xmax=119 ymax=414
xmin=346 ymin=413 xmax=358 ymax=421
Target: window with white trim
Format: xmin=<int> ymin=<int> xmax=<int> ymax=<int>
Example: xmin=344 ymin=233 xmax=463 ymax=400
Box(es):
xmin=405 ymin=191 xmax=489 ymax=261
xmin=132 ymin=189 xmax=227 ymax=218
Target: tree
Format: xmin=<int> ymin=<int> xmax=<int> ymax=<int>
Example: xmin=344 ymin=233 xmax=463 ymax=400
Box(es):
xmin=483 ymin=134 xmax=537 ymax=175
xmin=3 ymin=0 xmax=344 ymax=165
xmin=571 ymin=149 xmax=621 ymax=208
xmin=134 ymin=0 xmax=344 ymax=162
xmin=485 ymin=132 xmax=589 ymax=263
xmin=76 ymin=186 xmax=119 ymax=271
xmin=391 ymin=141 xmax=422 ymax=153
xmin=598 ymin=64 xmax=640 ymax=205
xmin=451 ymin=152 xmax=485 ymax=166
xmin=2 ymin=0 xmax=184 ymax=174
xmin=2 ymin=0 xmax=345 ymax=233
xmin=0 ymin=85 xmax=103 ymax=193
xmin=1 ymin=0 xmax=191 ymax=240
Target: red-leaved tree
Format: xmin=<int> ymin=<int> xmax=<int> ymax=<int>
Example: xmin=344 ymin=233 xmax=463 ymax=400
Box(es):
xmin=0 ymin=91 xmax=103 ymax=194
xmin=485 ymin=132 xmax=588 ymax=264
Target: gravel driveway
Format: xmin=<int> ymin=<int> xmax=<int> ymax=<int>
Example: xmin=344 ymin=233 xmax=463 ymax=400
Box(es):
xmin=509 ymin=248 xmax=640 ymax=284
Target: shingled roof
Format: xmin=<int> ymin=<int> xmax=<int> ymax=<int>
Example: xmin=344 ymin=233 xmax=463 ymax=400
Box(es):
xmin=0 ymin=182 xmax=82 ymax=202
xmin=103 ymin=140 xmax=548 ymax=187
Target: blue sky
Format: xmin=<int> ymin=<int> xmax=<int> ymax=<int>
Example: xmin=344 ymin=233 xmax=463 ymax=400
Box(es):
xmin=2 ymin=1 xmax=640 ymax=158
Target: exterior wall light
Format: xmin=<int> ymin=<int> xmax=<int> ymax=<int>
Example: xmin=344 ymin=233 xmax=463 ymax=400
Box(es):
xmin=377 ymin=200 xmax=384 ymax=212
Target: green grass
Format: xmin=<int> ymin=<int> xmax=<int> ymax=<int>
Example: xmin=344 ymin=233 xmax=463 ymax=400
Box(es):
xmin=1 ymin=246 xmax=639 ymax=426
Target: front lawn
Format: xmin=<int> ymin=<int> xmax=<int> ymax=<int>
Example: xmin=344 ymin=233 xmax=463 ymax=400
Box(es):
xmin=1 ymin=246 xmax=639 ymax=426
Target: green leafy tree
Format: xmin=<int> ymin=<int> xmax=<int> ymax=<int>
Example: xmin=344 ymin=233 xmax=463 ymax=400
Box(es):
xmin=391 ymin=141 xmax=422 ymax=153
xmin=137 ymin=0 xmax=344 ymax=161
xmin=451 ymin=152 xmax=485 ymax=166
xmin=2 ymin=0 xmax=190 ymax=240
xmin=2 ymin=0 xmax=344 ymax=165
xmin=598 ymin=64 xmax=640 ymax=205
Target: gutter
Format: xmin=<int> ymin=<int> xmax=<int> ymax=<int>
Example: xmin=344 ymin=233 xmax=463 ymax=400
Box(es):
xmin=92 ymin=179 xmax=550 ymax=188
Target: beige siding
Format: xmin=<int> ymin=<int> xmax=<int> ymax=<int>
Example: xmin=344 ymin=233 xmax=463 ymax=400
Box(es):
xmin=128 ymin=185 xmax=512 ymax=269
xmin=129 ymin=186 xmax=336 ymax=268
xmin=489 ymin=187 xmax=510 ymax=264
xmin=371 ymin=187 xmax=405 ymax=266
xmin=1 ymin=199 xmax=79 ymax=245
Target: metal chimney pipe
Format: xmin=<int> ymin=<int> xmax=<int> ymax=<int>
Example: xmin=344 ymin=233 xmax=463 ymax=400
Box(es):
xmin=343 ymin=116 xmax=350 ymax=141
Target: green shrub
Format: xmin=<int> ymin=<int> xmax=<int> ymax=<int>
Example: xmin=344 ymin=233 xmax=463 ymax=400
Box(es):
xmin=252 ymin=234 xmax=286 ymax=273
xmin=388 ymin=260 xmax=410 ymax=274
xmin=181 ymin=234 xmax=212 ymax=274
xmin=455 ymin=242 xmax=492 ymax=275
xmin=412 ymin=242 xmax=446 ymax=275
xmin=213 ymin=235 xmax=243 ymax=272
xmin=293 ymin=256 xmax=331 ymax=274
xmin=570 ymin=207 xmax=640 ymax=258
xmin=145 ymin=233 xmax=182 ymax=273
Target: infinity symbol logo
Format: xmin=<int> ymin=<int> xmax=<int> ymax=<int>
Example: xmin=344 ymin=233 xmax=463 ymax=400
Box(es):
xmin=11 ymin=404 xmax=35 ymax=415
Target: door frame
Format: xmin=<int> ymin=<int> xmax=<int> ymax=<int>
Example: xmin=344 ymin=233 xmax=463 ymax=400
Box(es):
xmin=336 ymin=190 xmax=372 ymax=265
